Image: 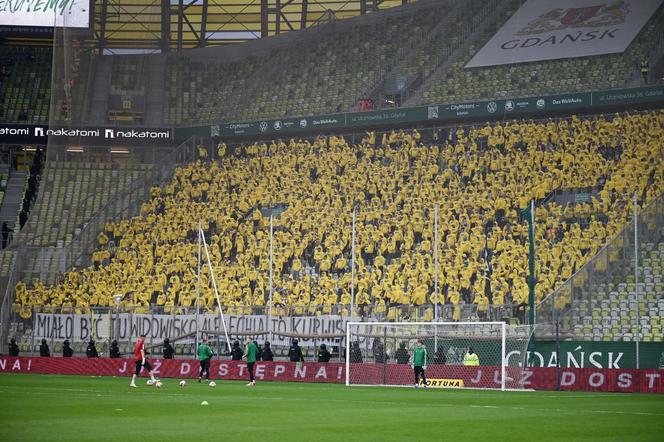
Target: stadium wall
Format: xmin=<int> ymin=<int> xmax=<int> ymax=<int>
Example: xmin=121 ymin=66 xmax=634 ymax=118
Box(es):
xmin=1 ymin=357 xmax=663 ymax=393
xmin=1 ymin=85 xmax=661 ymax=146
xmin=175 ymin=84 xmax=664 ymax=141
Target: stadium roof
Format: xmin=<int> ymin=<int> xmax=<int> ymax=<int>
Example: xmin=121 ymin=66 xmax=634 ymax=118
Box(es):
xmin=92 ymin=0 xmax=417 ymax=51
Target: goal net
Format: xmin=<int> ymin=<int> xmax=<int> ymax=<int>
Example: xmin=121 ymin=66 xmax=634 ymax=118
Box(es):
xmin=346 ymin=322 xmax=533 ymax=390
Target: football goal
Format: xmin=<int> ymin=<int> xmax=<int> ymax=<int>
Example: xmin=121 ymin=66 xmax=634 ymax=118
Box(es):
xmin=345 ymin=322 xmax=534 ymax=390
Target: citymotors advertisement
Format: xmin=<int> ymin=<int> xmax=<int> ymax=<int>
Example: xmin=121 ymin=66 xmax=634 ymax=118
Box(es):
xmin=1 ymin=357 xmax=663 ymax=393
xmin=176 ymin=85 xmax=664 ymax=142
xmin=0 ymin=0 xmax=91 ymax=28
xmin=466 ymin=0 xmax=663 ymax=68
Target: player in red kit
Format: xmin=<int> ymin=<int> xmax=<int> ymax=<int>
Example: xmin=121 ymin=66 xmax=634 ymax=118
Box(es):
xmin=130 ymin=334 xmax=158 ymax=388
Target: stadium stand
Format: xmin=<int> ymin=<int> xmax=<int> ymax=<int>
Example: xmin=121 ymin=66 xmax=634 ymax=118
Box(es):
xmin=1 ymin=1 xmax=663 ymax=126
xmin=561 ymin=200 xmax=664 ymax=343
xmin=110 ymin=56 xmax=147 ymax=98
xmin=13 ymin=111 xmax=664 ymax=328
xmin=19 ymin=162 xmax=153 ymax=248
xmin=162 ymin=0 xmax=490 ymax=124
xmin=421 ymin=3 xmax=664 ymax=104
xmin=0 ymin=46 xmax=52 ymax=124
xmin=163 ymin=55 xmax=261 ymax=125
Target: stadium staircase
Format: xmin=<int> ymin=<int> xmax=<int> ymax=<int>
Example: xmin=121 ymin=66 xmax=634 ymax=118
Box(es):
xmin=0 ymin=172 xmax=27 ymax=232
xmin=145 ymin=56 xmax=166 ymax=126
xmin=354 ymin=0 xmax=466 ymax=110
xmin=89 ymin=56 xmax=113 ymax=124
xmin=539 ymin=192 xmax=664 ymax=342
xmin=402 ymin=0 xmax=520 ymax=108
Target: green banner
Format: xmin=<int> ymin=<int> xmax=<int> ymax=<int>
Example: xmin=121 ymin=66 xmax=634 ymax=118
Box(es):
xmin=593 ymin=84 xmax=664 ymax=106
xmin=174 ymin=85 xmax=664 ymax=142
xmin=522 ymin=341 xmax=664 ymax=369
xmin=424 ymin=339 xmax=663 ymax=369
xmin=218 ymin=112 xmax=346 ymax=138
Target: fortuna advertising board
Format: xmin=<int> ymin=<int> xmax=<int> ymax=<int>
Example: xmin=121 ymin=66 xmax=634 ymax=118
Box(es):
xmin=465 ymin=0 xmax=663 ymax=68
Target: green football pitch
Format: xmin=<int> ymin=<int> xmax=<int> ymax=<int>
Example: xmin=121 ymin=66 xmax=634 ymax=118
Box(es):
xmin=1 ymin=374 xmax=663 ymax=441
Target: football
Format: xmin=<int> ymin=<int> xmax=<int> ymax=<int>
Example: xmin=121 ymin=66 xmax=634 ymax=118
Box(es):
xmin=208 ymin=381 xmax=216 ymax=388
xmin=155 ymin=381 xmax=163 ymax=388
xmin=179 ymin=380 xmax=186 ymax=387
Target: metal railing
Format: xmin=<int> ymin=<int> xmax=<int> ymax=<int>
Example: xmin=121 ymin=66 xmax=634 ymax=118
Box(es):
xmin=2 ymin=302 xmax=520 ymax=357
xmin=537 ymin=191 xmax=664 ymax=350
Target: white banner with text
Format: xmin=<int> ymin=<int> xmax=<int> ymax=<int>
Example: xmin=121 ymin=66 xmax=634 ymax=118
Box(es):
xmin=466 ymin=0 xmax=663 ymax=68
xmin=0 ymin=0 xmax=90 ymax=28
xmin=34 ymin=313 xmax=359 ymax=346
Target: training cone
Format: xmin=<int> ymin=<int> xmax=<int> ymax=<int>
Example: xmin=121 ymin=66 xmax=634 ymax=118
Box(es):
xmin=201 ymin=401 xmax=209 ymax=406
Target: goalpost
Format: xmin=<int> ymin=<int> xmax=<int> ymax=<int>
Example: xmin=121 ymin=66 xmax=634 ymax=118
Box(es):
xmin=345 ymin=322 xmax=534 ymax=391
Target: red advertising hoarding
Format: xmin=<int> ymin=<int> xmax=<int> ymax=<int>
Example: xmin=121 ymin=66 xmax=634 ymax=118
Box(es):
xmin=1 ymin=357 xmax=662 ymax=393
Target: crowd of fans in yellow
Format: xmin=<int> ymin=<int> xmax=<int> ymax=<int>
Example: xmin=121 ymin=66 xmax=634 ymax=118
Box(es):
xmin=13 ymin=111 xmax=664 ymax=320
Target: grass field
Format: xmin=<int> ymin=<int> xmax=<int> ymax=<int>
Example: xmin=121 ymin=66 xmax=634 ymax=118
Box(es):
xmin=1 ymin=374 xmax=663 ymax=441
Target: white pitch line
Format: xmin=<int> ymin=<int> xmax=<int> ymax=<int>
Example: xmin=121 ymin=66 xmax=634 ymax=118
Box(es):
xmin=1 ymin=386 xmax=663 ymax=417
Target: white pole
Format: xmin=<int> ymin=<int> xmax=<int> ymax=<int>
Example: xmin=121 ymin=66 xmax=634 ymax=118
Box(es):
xmin=345 ymin=322 xmax=351 ymax=386
xmin=351 ymin=208 xmax=356 ymax=319
xmin=634 ymin=195 xmax=640 ymax=370
xmin=531 ymin=199 xmax=536 ymax=325
xmin=200 ymin=228 xmax=232 ymax=353
xmin=268 ymin=214 xmax=274 ymax=342
xmin=434 ymin=206 xmax=439 ymax=321
xmin=196 ymin=220 xmax=201 ymax=351
xmin=501 ymin=322 xmax=506 ymax=391
xmin=434 ymin=206 xmax=439 ymax=352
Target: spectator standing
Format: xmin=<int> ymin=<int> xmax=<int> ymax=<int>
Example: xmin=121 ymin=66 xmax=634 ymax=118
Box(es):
xmin=434 ymin=346 xmax=447 ymax=365
xmin=39 ymin=339 xmax=50 ymax=357
xmin=261 ymin=342 xmax=274 ymax=361
xmin=231 ymin=341 xmax=243 ymax=360
xmin=350 ymin=341 xmax=363 ymax=363
xmin=62 ymin=340 xmax=73 ymax=357
xmin=86 ymin=339 xmax=98 ymax=358
xmin=641 ymin=59 xmax=649 ymax=84
xmin=163 ymin=338 xmax=175 ymax=359
xmin=463 ymin=347 xmax=480 ymax=366
xmin=288 ymin=339 xmax=305 ymax=366
xmin=373 ymin=339 xmax=388 ymax=363
xmin=394 ymin=342 xmax=410 ymax=364
xmin=109 ymin=340 xmax=121 ymax=358
xmin=1 ymin=222 xmax=10 ymax=249
xmin=9 ymin=338 xmax=19 ymax=356
xmin=317 ymin=343 xmax=331 ymax=363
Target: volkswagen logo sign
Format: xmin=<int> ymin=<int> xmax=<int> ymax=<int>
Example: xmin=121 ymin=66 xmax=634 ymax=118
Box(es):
xmin=259 ymin=121 xmax=268 ymax=132
xmin=487 ymin=101 xmax=497 ymax=114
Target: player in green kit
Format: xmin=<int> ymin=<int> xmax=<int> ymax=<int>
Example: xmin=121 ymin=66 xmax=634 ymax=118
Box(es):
xmin=411 ymin=339 xmax=428 ymax=388
xmin=243 ymin=336 xmax=259 ymax=387
xmin=197 ymin=338 xmax=214 ymax=383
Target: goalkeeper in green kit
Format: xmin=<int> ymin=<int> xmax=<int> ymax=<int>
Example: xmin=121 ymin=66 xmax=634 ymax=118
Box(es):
xmin=243 ymin=336 xmax=259 ymax=387
xmin=411 ymin=339 xmax=428 ymax=388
